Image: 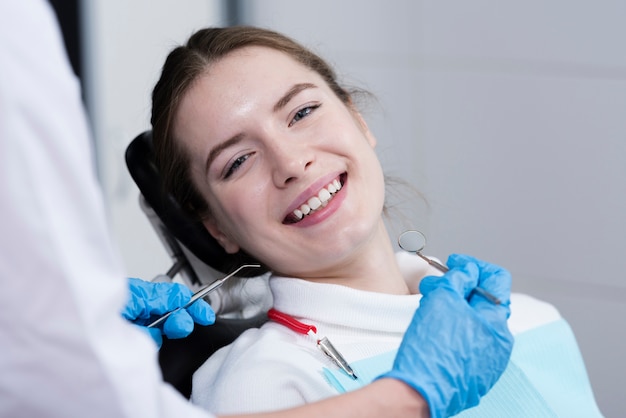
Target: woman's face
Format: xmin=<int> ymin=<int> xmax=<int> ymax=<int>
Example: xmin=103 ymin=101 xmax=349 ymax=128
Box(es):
xmin=173 ymin=46 xmax=386 ymax=279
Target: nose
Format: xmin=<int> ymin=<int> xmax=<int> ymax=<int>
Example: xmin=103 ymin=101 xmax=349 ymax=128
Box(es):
xmin=268 ymin=139 xmax=315 ymax=188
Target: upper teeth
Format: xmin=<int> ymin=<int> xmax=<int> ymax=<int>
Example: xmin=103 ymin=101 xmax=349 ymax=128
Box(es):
xmin=293 ymin=179 xmax=342 ymax=220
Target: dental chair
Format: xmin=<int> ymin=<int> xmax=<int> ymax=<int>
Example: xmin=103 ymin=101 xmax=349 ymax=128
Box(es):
xmin=125 ymin=130 xmax=270 ymax=398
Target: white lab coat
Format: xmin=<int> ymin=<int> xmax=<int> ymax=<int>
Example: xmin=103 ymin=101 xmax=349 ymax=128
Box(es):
xmin=0 ymin=1 xmax=213 ymax=416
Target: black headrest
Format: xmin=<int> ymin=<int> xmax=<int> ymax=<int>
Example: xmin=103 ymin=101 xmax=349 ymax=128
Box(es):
xmin=125 ymin=131 xmax=234 ymax=273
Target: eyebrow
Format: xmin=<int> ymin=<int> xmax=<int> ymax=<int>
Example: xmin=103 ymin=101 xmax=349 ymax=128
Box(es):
xmin=273 ymin=82 xmax=318 ymax=112
xmin=205 ymin=83 xmax=318 ymax=174
xmin=205 ymin=132 xmax=245 ymax=175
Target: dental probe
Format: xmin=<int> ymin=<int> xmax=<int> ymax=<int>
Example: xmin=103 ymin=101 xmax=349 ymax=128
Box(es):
xmin=398 ymin=230 xmax=501 ymax=305
xmin=147 ymin=263 xmax=261 ymax=329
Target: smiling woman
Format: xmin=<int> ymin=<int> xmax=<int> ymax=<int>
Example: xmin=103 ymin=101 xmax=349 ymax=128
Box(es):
xmin=149 ymin=26 xmax=597 ymax=417
xmin=153 ymin=28 xmax=385 ymax=281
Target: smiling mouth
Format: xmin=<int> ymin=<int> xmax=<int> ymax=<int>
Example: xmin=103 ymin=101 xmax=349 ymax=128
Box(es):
xmin=283 ymin=173 xmax=346 ymax=224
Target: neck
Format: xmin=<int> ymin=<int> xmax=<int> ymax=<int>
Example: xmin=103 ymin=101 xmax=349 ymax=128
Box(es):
xmin=296 ymin=219 xmax=410 ymax=295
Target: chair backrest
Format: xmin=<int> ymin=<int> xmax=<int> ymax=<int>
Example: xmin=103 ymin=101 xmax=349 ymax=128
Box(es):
xmin=124 ymin=130 xmax=268 ymax=398
xmin=125 ymin=130 xmax=232 ymax=273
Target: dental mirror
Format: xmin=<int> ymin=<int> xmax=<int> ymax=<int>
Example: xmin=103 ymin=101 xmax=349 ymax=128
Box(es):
xmin=397 ymin=230 xmax=501 ymax=305
xmin=398 ymin=230 xmax=427 ymax=254
xmin=398 ymin=230 xmax=449 ymax=272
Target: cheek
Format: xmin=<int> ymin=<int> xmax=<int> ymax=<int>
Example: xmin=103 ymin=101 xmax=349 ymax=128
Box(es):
xmin=208 ymin=192 xmax=246 ymax=230
xmin=358 ymin=150 xmax=386 ymax=207
xmin=207 ymin=183 xmax=269 ymax=237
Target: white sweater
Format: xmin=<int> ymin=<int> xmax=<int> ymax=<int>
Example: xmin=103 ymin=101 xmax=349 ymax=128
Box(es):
xmin=191 ymin=252 xmax=560 ymax=414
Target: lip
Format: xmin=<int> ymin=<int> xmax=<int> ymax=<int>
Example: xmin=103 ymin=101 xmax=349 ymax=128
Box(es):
xmin=283 ymin=171 xmax=346 ymax=224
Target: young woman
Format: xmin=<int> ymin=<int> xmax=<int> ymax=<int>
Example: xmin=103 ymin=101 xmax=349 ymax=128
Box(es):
xmin=149 ymin=27 xmax=594 ymax=417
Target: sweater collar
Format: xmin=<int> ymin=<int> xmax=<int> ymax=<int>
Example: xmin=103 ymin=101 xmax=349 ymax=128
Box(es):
xmin=269 ymin=252 xmax=439 ymax=333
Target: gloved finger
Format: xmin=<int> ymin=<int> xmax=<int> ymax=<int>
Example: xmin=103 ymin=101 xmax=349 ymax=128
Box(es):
xmin=162 ymin=308 xmax=195 ymax=339
xmin=142 ymin=281 xmax=193 ymax=316
xmin=124 ymin=278 xmax=193 ymax=319
xmin=185 ymin=299 xmax=216 ymax=326
xmin=420 ymin=259 xmax=479 ymax=299
xmin=122 ymin=278 xmax=149 ymax=320
xmin=477 ymin=266 xmax=511 ymax=308
xmin=449 ymin=254 xmax=512 ymax=323
xmin=470 ymin=287 xmax=512 ymax=325
xmin=470 ymin=275 xmax=512 ymax=321
xmin=447 ymin=254 xmax=512 ymax=306
xmin=155 ymin=282 xmax=192 ymax=314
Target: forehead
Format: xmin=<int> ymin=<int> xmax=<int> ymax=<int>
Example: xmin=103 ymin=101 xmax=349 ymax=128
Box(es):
xmin=177 ymin=46 xmax=322 ymax=119
xmin=173 ymin=46 xmax=326 ymax=147
xmin=202 ymin=45 xmax=316 ymax=95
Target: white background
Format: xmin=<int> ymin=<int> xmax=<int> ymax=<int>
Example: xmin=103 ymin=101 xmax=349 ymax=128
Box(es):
xmin=83 ymin=1 xmax=624 ymax=415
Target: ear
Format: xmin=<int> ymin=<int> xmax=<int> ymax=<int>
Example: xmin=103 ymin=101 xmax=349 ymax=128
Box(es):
xmin=202 ymin=218 xmax=240 ymax=254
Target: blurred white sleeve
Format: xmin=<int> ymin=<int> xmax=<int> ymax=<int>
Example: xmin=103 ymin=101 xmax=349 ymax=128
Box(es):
xmin=0 ymin=1 xmax=213 ymax=417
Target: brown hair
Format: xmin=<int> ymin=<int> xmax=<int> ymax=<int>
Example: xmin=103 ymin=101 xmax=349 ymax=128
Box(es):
xmin=151 ymin=26 xmax=360 ymax=274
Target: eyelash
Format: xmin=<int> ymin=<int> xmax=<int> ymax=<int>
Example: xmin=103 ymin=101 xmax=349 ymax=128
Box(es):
xmin=224 ymin=153 xmax=252 ymax=179
xmin=289 ymin=103 xmax=321 ymax=127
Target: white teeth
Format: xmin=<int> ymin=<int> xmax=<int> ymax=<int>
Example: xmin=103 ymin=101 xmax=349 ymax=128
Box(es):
xmin=308 ymin=196 xmax=322 ymax=210
xmin=291 ymin=178 xmax=343 ymax=221
xmin=318 ymin=188 xmax=331 ymax=203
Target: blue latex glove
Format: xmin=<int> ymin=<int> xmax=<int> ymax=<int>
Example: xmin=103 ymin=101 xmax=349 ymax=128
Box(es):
xmin=379 ymin=254 xmax=514 ymax=418
xmin=122 ymin=278 xmax=215 ymax=348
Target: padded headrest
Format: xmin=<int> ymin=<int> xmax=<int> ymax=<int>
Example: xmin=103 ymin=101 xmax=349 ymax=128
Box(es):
xmin=125 ymin=131 xmax=235 ymax=274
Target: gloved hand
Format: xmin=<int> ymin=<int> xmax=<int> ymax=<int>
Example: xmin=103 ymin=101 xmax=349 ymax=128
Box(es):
xmin=122 ymin=278 xmax=215 ymax=348
xmin=379 ymin=253 xmax=514 ymax=418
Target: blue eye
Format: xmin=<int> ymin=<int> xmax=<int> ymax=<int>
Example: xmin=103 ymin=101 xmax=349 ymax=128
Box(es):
xmin=224 ymin=153 xmax=251 ymax=179
xmin=289 ymin=104 xmax=321 ymax=127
